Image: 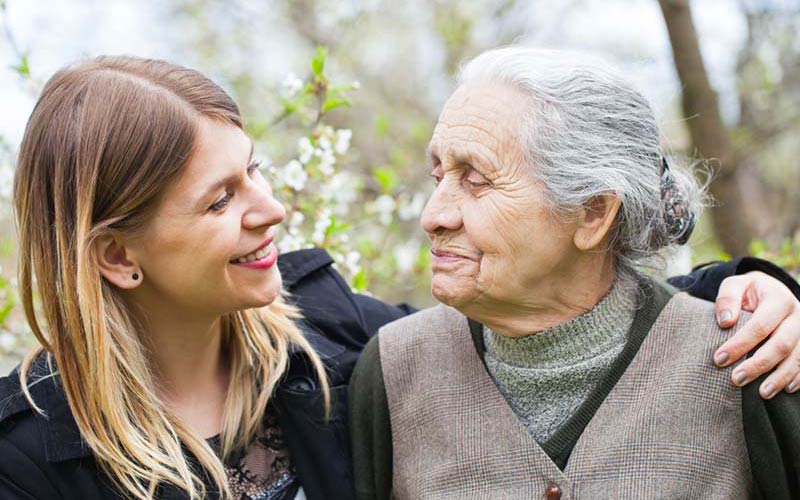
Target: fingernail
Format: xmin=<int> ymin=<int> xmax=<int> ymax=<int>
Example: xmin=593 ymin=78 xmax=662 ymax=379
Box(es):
xmin=761 ymin=383 xmax=776 ymax=399
xmin=788 ymin=382 xmax=798 ymax=393
xmin=714 ymin=351 xmax=730 ymax=366
xmin=718 ymin=310 xmax=733 ymax=324
xmin=733 ymin=370 xmax=748 ymax=386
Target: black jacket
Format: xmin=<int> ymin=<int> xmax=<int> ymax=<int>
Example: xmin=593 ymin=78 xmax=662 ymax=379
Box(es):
xmin=0 ymin=249 xmax=412 ymax=499
xmin=0 ymin=250 xmax=795 ymax=499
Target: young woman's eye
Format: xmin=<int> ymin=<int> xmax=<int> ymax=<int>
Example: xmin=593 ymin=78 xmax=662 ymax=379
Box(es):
xmin=247 ymin=160 xmax=263 ymax=176
xmin=209 ymin=161 xmax=263 ymax=212
xmin=209 ymin=192 xmax=232 ymax=212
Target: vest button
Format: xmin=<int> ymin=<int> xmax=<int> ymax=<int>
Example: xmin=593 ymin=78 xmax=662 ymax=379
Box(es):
xmin=544 ymin=481 xmax=562 ymax=500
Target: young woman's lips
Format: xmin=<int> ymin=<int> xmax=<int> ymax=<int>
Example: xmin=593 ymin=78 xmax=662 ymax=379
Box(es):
xmin=231 ymin=241 xmax=278 ymax=269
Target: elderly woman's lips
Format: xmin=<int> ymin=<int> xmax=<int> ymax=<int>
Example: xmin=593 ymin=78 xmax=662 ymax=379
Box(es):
xmin=431 ymin=249 xmax=474 ymax=263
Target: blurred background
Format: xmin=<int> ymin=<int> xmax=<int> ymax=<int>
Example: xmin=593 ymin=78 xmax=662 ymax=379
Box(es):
xmin=0 ymin=0 xmax=798 ymax=370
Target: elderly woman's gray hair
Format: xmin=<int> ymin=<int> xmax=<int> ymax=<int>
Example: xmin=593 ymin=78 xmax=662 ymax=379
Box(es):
xmin=458 ymin=47 xmax=706 ymax=275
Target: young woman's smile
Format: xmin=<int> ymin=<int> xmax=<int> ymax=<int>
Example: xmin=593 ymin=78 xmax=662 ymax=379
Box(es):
xmin=230 ymin=237 xmax=279 ymax=269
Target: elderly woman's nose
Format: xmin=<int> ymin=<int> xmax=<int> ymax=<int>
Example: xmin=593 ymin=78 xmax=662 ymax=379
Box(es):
xmin=421 ymin=191 xmax=461 ymax=233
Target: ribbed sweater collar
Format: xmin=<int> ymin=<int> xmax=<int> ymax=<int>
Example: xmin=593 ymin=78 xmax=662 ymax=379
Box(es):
xmin=484 ymin=274 xmax=638 ymax=369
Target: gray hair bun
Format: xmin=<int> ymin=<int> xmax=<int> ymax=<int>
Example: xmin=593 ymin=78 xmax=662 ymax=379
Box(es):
xmin=660 ymin=157 xmax=697 ymax=246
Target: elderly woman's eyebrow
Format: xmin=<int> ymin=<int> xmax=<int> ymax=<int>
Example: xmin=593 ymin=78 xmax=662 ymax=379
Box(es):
xmin=426 ymin=146 xmax=439 ymax=163
xmin=450 ymin=149 xmax=496 ymax=176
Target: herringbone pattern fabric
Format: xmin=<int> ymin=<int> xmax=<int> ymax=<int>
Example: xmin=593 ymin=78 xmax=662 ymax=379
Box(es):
xmin=379 ymin=293 xmax=752 ymax=499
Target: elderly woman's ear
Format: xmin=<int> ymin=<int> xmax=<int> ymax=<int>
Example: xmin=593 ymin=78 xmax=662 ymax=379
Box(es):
xmin=573 ymin=194 xmax=622 ymax=251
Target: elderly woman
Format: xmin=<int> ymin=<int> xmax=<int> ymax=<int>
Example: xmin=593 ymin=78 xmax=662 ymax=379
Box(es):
xmin=349 ymin=47 xmax=800 ymax=499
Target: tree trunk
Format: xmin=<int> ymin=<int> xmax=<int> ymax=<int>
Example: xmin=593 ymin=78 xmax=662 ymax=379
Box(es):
xmin=658 ymin=0 xmax=768 ymax=256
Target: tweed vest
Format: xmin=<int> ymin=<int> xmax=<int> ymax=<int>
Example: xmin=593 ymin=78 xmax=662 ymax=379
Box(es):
xmin=378 ymin=293 xmax=752 ymax=499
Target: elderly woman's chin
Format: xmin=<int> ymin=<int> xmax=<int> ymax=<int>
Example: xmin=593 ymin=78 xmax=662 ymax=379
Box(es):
xmin=430 ymin=271 xmax=481 ymax=309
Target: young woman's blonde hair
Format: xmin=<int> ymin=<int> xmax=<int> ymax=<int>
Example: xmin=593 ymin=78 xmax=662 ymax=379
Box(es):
xmin=13 ymin=55 xmax=329 ymax=499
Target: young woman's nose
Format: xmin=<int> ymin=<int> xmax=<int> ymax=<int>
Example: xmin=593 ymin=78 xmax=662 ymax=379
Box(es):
xmin=242 ymin=183 xmax=285 ymax=230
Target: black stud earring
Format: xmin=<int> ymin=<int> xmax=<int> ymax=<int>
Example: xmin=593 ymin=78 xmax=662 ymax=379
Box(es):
xmin=132 ymin=272 xmax=139 ymax=281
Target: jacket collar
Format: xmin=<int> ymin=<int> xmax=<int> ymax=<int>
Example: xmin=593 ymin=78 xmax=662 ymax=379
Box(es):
xmin=0 ymin=353 xmax=91 ymax=462
xmin=277 ymin=247 xmax=333 ymax=288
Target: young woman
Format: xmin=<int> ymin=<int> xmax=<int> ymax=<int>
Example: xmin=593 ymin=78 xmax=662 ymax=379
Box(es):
xmin=0 ymin=55 xmax=798 ymax=500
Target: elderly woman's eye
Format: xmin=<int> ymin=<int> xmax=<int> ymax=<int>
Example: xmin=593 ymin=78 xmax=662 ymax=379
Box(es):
xmin=430 ymin=167 xmax=444 ymax=185
xmin=464 ymin=170 xmax=490 ymax=189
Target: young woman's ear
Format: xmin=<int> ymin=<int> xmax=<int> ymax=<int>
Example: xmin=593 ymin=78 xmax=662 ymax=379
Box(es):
xmin=573 ymin=194 xmax=622 ymax=251
xmin=93 ymin=234 xmax=143 ymax=289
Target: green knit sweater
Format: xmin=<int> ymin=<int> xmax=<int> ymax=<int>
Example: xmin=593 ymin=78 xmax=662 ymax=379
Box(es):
xmin=483 ymin=276 xmax=638 ymax=443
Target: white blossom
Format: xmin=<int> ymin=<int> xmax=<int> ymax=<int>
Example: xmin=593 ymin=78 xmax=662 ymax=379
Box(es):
xmin=334 ymin=129 xmax=352 ymax=155
xmin=318 ymin=150 xmax=336 ymax=176
xmin=398 ymin=192 xmax=426 ymax=221
xmin=0 ymin=332 xmax=15 ymax=352
xmin=281 ymin=72 xmax=304 ymax=98
xmin=312 ymin=209 xmax=332 ymax=245
xmin=321 ymin=125 xmax=335 ymax=138
xmin=283 ymin=160 xmax=308 ymax=191
xmin=393 ymin=241 xmax=419 ymax=273
xmin=325 ymin=172 xmax=357 ymax=214
xmin=373 ymin=194 xmax=396 ymax=226
xmin=297 ymin=136 xmax=314 ymax=164
xmin=343 ymin=251 xmax=362 ymax=276
xmin=318 ymin=135 xmax=332 ymax=154
xmin=277 ymin=232 xmax=304 ymax=253
xmin=351 ymin=80 xmax=361 ymax=90
xmin=287 ymin=211 xmax=305 ymax=234
xmin=268 ymin=165 xmax=286 ymax=189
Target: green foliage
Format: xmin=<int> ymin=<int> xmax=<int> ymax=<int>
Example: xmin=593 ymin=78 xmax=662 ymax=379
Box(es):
xmin=373 ymin=167 xmax=398 ymax=193
xmin=0 ymin=275 xmax=14 ymax=327
xmin=749 ymin=236 xmax=800 ymax=278
xmin=351 ymin=269 xmax=367 ymax=292
xmin=374 ymin=114 xmax=390 ymax=137
xmin=11 ymin=53 xmax=29 ymax=78
xmin=311 ymin=46 xmax=327 ymax=77
xmin=325 ymin=215 xmax=351 ymax=238
xmin=321 ymin=95 xmax=351 ymax=114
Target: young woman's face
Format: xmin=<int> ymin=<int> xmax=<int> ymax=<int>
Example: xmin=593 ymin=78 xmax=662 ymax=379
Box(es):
xmin=129 ymin=117 xmax=285 ymax=317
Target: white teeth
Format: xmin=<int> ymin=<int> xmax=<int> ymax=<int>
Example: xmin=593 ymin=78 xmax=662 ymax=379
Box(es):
xmin=235 ymin=245 xmax=270 ymax=264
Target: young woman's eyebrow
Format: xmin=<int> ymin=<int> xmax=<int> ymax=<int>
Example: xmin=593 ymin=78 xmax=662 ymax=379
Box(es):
xmin=195 ymin=139 xmax=255 ymax=207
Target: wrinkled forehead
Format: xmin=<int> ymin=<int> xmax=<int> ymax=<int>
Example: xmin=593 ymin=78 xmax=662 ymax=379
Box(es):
xmin=429 ymin=81 xmax=529 ymax=163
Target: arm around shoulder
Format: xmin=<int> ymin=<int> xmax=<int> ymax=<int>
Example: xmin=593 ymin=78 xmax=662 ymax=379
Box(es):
xmin=743 ymin=374 xmax=800 ymax=499
xmin=348 ymin=335 xmax=393 ymax=500
xmin=668 ymin=257 xmax=800 ymax=302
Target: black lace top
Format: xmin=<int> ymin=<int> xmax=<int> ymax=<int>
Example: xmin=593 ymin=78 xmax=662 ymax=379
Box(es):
xmin=210 ymin=407 xmax=300 ymax=500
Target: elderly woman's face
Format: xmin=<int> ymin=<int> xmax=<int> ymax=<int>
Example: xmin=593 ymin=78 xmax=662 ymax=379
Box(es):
xmin=421 ymin=81 xmax=579 ymax=311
